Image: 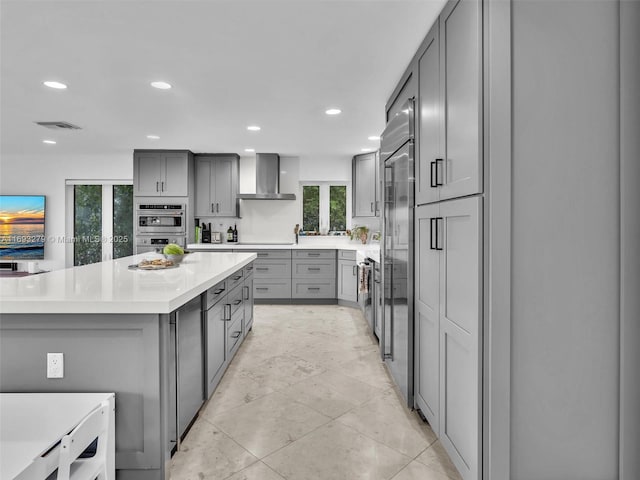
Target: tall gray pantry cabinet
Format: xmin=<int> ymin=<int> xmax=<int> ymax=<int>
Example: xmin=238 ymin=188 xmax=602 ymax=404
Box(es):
xmin=390 ymin=0 xmax=640 ymax=479
xmin=388 ymin=0 xmax=483 ymax=478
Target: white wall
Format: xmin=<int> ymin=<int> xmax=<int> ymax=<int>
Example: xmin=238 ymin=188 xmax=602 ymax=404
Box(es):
xmin=0 ymin=152 xmax=132 ymax=272
xmin=1 ymin=151 xmax=366 ymax=269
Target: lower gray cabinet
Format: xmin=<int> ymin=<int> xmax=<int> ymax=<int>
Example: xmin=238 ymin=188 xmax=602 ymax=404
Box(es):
xmin=205 ymin=284 xmax=226 ymax=398
xmin=292 ymin=250 xmax=336 ymax=299
xmin=174 ymin=296 xmax=204 ymax=438
xmin=337 ymin=257 xmax=358 ymax=303
xmin=252 ymin=250 xmax=292 ymax=301
xmin=243 ymin=269 xmax=254 ymax=333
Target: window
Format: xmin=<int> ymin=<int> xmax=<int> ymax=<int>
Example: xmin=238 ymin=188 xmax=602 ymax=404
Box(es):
xmin=66 ymin=181 xmax=133 ymax=267
xmin=301 ymin=182 xmax=349 ymax=234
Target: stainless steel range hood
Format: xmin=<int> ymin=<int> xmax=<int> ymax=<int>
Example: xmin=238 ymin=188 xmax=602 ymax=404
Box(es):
xmin=237 ymin=153 xmax=296 ymax=200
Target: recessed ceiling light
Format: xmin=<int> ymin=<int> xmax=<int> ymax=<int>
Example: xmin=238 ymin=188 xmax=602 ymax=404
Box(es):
xmin=244 ymin=148 xmax=255 ymax=152
xmin=43 ymin=140 xmax=57 ymax=144
xmin=43 ymin=81 xmax=67 ymax=89
xmin=325 ymin=108 xmax=342 ymax=115
xmin=247 ymin=126 xmax=261 ymax=131
xmin=150 ymin=81 xmax=172 ymax=90
xmin=368 ymin=135 xmax=380 ymax=141
xmin=147 ymin=135 xmax=160 ymax=140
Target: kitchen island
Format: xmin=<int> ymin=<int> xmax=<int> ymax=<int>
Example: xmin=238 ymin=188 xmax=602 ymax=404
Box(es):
xmin=0 ymin=251 xmax=256 ymax=480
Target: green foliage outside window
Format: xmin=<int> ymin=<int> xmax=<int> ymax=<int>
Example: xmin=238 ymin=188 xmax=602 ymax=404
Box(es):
xmin=74 ymin=185 xmax=102 ymax=266
xmin=303 ymin=185 xmax=319 ymax=232
xmin=113 ymin=185 xmax=133 ymax=259
xmin=330 ymin=185 xmax=346 ymax=231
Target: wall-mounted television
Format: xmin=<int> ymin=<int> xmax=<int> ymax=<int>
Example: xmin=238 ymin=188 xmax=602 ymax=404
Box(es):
xmin=0 ymin=195 xmax=46 ymax=260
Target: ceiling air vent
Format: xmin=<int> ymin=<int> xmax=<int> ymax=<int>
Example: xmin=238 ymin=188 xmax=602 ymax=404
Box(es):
xmin=35 ymin=121 xmax=82 ymax=130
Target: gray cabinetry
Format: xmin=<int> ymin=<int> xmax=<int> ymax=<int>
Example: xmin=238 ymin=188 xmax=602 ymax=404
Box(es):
xmin=134 ymin=150 xmax=191 ymax=197
xmin=252 ymin=250 xmax=292 ymax=301
xmin=337 ymin=250 xmax=357 ymax=303
xmin=353 ymin=152 xmax=379 ymax=217
xmin=205 ymin=280 xmax=227 ymax=398
xmin=415 ymin=196 xmax=481 ymax=480
xmin=243 ymin=263 xmax=254 ymax=332
xmin=292 ymin=250 xmax=336 ymax=299
xmin=174 ymin=296 xmax=204 ymax=439
xmin=415 ymin=0 xmax=482 ymax=205
xmin=195 ymin=154 xmax=239 ymax=217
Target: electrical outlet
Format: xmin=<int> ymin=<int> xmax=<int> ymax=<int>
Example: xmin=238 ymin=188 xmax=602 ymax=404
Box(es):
xmin=47 ymin=352 xmax=64 ymax=378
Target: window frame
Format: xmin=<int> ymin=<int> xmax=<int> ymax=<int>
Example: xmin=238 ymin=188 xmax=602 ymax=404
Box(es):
xmin=300 ymin=181 xmax=351 ymax=234
xmin=65 ymin=179 xmax=133 ymax=267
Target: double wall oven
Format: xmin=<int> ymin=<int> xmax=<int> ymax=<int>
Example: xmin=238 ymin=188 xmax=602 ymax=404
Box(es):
xmin=135 ymin=203 xmax=186 ymax=254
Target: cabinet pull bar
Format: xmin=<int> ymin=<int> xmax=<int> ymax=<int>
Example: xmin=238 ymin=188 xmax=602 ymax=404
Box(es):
xmin=213 ymin=288 xmax=225 ymax=295
xmin=161 ymin=181 xmax=165 ymax=191
xmin=307 ymin=267 xmax=321 ymax=271
xmin=353 ymin=265 xmax=357 ymax=275
xmin=156 ymin=181 xmax=160 ymax=192
xmin=308 ymin=253 xmax=320 ymax=256
xmin=244 ymin=285 xmax=249 ymax=300
xmin=371 ymin=202 xmax=374 ymax=212
xmin=435 ymin=158 xmax=444 ymax=186
xmin=430 ymin=218 xmax=436 ymax=250
xmin=231 ymin=331 xmax=241 ymax=339
xmin=430 ymin=161 xmax=437 ymax=188
xmin=233 ymin=299 xmax=242 ymax=305
xmin=211 ymin=203 xmax=215 ymax=213
xmin=256 ymin=287 xmax=268 ymax=290
xmin=256 ymin=267 xmax=269 ymax=271
xmin=435 ymin=217 xmax=444 ymax=251
xmin=224 ymin=304 xmax=231 ymax=321
xmin=308 ymin=287 xmax=321 ymax=290
xmin=216 ymin=203 xmax=219 ymax=213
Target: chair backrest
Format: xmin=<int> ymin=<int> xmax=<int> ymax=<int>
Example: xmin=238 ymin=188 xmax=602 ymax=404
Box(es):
xmin=56 ymin=400 xmax=110 ymax=480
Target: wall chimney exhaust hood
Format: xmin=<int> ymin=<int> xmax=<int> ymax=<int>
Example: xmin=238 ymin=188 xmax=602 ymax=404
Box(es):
xmin=237 ymin=153 xmax=296 ymax=200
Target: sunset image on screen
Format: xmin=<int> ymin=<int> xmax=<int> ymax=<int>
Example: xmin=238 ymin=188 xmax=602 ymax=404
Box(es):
xmin=0 ymin=196 xmax=46 ymax=260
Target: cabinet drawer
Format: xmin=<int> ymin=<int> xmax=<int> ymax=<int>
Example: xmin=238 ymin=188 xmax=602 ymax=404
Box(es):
xmin=339 ymin=250 xmax=357 ymax=260
xmin=292 ymin=259 xmax=336 ymax=278
xmin=206 ymin=280 xmax=227 ymax=308
xmin=253 ymin=261 xmax=291 ymax=278
xmin=254 ymin=250 xmax=291 ymax=259
xmin=226 ymin=309 xmax=244 ymax=354
xmin=254 ymin=280 xmax=291 ymax=299
xmin=243 ymin=262 xmax=255 ymax=278
xmin=293 ymin=250 xmax=336 ymax=259
xmin=227 ymin=269 xmax=244 ymax=291
xmin=227 ymin=283 xmax=244 ymax=316
xmin=292 ymin=280 xmax=336 ymax=299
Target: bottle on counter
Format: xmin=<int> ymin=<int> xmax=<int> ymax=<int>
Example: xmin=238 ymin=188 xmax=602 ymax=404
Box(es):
xmin=233 ymin=224 xmax=238 ymax=243
xmin=227 ymin=225 xmax=233 ymax=242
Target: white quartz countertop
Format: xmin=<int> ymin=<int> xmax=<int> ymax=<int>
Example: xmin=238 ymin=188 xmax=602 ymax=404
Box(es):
xmin=0 ymin=252 xmax=256 ymax=315
xmin=187 ymin=242 xmax=381 ymax=262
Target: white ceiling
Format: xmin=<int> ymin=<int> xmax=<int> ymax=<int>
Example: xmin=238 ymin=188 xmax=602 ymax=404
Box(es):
xmin=0 ymin=0 xmax=445 ymax=160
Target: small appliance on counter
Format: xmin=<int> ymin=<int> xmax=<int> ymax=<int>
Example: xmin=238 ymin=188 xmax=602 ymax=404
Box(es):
xmin=211 ymin=231 xmax=222 ymax=244
xmin=201 ymin=223 xmax=212 ymax=243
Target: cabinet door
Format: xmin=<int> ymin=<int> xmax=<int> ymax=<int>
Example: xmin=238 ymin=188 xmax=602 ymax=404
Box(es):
xmin=212 ymin=156 xmax=238 ymax=217
xmin=417 ymin=23 xmax=442 ymax=206
xmin=134 ymin=152 xmax=163 ymax=196
xmin=438 ymin=196 xmax=481 ymax=480
xmin=176 ymin=297 xmax=204 ymax=437
xmin=338 ymin=259 xmax=358 ymax=302
xmin=244 ymin=276 xmax=254 ymax=333
xmin=353 ymin=153 xmax=377 ymax=217
xmin=414 ymin=204 xmax=441 ymax=432
xmin=195 ymin=157 xmax=214 ymax=217
xmin=440 ymin=0 xmax=482 ymax=201
xmin=206 ymin=301 xmax=225 ymax=397
xmin=162 ymin=153 xmax=189 ymax=196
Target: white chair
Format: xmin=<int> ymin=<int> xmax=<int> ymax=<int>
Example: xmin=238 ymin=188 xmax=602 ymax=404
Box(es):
xmin=55 ymin=400 xmax=110 ymax=480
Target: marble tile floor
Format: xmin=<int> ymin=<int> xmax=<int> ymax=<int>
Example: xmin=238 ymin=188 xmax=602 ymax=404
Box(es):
xmin=170 ymin=304 xmax=462 ymax=480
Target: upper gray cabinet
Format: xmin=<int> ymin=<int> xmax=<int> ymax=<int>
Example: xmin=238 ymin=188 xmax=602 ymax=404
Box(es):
xmin=417 ymin=0 xmax=482 ymax=204
xmin=134 ymin=150 xmax=191 ymax=197
xmin=195 ymin=154 xmax=239 ymax=217
xmin=353 ymin=151 xmax=379 ymax=217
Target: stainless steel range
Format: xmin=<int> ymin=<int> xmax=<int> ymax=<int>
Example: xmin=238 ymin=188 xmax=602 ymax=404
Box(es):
xmin=135 ymin=203 xmax=186 ymax=253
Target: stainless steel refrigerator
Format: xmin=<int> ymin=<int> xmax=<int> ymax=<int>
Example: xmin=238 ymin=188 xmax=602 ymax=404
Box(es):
xmin=380 ymin=98 xmax=415 ymax=407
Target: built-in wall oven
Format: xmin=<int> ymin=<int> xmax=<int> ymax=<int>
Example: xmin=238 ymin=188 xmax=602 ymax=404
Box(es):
xmin=135 ymin=203 xmax=186 ymax=254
